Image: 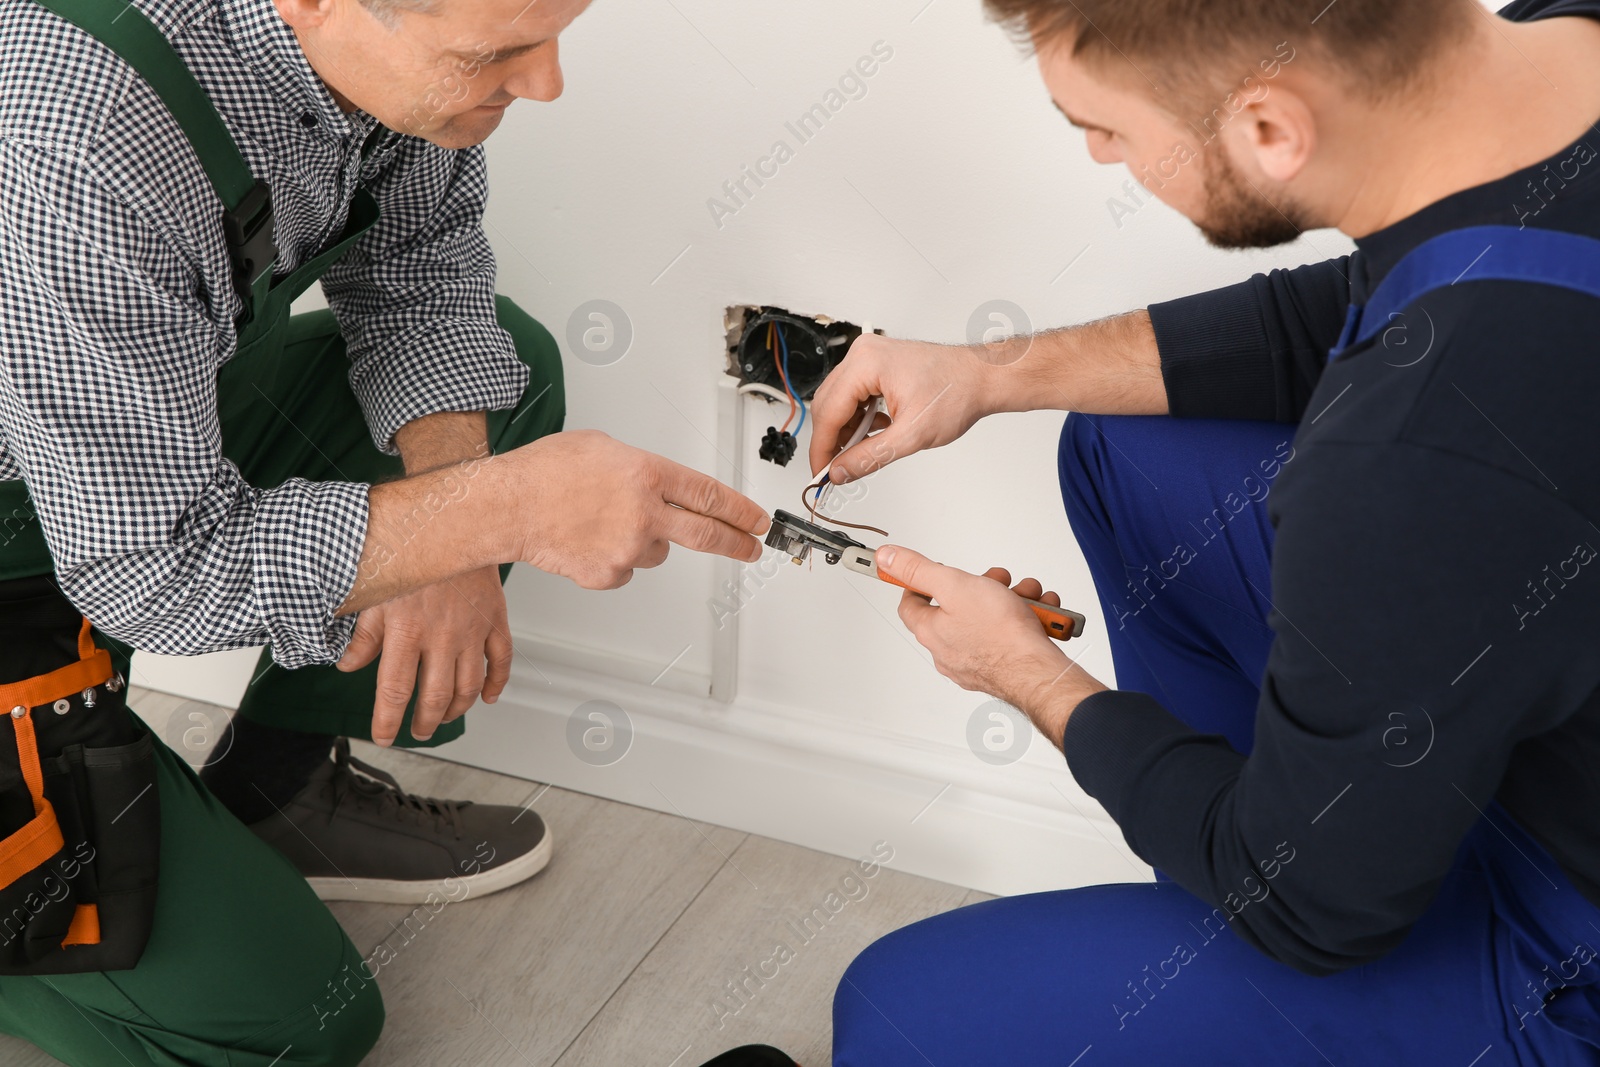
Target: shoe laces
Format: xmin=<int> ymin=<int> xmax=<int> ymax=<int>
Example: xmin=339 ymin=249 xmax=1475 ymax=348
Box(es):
xmin=328 ymin=738 xmax=466 ymax=838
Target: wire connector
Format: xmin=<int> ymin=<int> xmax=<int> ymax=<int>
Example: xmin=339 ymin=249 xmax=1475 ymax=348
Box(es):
xmin=759 ymin=426 xmax=798 ymax=467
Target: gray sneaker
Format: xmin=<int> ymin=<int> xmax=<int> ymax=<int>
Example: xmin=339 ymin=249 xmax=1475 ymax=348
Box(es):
xmin=249 ymin=739 xmax=552 ymax=904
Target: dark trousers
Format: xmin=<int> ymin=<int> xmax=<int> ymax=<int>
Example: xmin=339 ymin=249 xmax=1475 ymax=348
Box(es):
xmin=831 ymin=413 xmax=1600 ymax=1067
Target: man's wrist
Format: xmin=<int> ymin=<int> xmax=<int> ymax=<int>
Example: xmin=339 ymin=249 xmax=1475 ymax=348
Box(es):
xmin=395 ymin=410 xmax=490 ymax=476
xmin=968 ymin=336 xmax=1039 ymax=416
xmin=340 ymin=450 xmax=517 ymax=615
xmin=1013 ymin=655 xmax=1108 ymax=750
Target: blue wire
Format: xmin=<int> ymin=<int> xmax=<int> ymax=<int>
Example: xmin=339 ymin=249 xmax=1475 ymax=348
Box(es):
xmin=776 ymin=323 xmax=807 ymax=436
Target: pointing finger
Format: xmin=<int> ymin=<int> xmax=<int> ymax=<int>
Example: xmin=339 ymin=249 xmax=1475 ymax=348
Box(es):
xmin=659 ymin=462 xmax=769 ymax=536
xmin=659 ymin=505 xmax=762 ymax=563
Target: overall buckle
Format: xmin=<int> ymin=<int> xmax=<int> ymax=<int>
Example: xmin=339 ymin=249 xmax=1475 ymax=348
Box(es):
xmin=222 ymin=181 xmax=279 ymax=319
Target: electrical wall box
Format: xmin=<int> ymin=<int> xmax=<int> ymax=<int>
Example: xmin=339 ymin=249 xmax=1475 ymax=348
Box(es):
xmin=723 ymin=305 xmax=878 ymax=401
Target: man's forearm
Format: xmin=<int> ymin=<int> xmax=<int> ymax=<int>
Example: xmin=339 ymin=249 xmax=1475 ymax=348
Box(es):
xmin=337 ymin=452 xmax=513 ymax=616
xmin=983 ymin=310 xmax=1168 ymax=417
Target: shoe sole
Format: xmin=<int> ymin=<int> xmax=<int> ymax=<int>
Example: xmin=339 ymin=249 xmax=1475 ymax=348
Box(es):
xmin=304 ymin=826 xmax=554 ymax=904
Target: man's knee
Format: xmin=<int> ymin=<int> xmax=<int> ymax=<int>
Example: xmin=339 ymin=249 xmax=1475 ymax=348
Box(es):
xmin=832 ymin=926 xmax=925 ymax=1066
xmin=1057 ymin=411 xmax=1175 ymax=495
xmin=1057 ymin=411 xmax=1126 ymax=535
xmin=1058 ymin=411 xmax=1291 ymax=536
xmin=492 ymin=295 xmax=566 ymax=448
xmin=1057 ymin=410 xmax=1096 ymax=486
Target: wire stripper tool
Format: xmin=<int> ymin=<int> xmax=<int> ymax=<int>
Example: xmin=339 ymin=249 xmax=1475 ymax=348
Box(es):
xmin=764 ymin=509 xmax=1086 ymax=641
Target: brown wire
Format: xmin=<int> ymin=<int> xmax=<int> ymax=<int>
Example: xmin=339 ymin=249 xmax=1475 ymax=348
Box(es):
xmin=801 ymin=481 xmax=888 ymax=538
xmin=830 ymin=516 xmax=891 ymax=536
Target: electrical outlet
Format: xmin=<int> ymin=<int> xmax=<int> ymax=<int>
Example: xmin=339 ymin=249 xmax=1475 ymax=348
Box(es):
xmin=726 ymin=305 xmax=881 ymax=466
xmin=723 ymin=305 xmax=876 ymax=400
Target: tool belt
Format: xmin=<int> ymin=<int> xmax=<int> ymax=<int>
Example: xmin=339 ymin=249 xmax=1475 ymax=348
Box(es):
xmin=0 ymin=589 xmax=159 ymax=974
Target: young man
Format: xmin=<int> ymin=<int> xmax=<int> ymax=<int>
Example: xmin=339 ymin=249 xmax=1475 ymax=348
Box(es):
xmin=0 ymin=0 xmax=767 ymax=1060
xmin=807 ymin=0 xmax=1600 ymax=1062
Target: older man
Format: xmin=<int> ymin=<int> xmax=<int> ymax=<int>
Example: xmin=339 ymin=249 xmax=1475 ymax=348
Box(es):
xmin=0 ymin=0 xmax=766 ymax=1060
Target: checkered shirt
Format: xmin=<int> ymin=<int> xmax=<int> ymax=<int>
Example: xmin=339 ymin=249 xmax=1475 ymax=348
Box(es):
xmin=0 ymin=0 xmax=529 ymax=667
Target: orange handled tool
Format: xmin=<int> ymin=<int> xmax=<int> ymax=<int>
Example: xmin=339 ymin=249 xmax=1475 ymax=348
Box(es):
xmin=765 ymin=509 xmax=1087 ymax=642
xmin=838 ymin=544 xmax=1085 ymax=640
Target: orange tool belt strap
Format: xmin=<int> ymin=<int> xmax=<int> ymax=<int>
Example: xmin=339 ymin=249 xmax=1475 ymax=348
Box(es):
xmin=0 ymin=617 xmax=111 ymax=947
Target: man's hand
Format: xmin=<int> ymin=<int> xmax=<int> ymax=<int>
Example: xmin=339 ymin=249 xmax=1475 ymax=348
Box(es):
xmin=808 ymin=312 xmax=1168 ymax=484
xmin=503 ymin=429 xmax=769 ymax=590
xmin=878 ymin=545 xmax=1107 ymax=748
xmin=337 ymin=409 xmax=507 ymax=745
xmin=335 ymin=413 xmax=769 ymax=741
xmin=338 ymin=565 xmax=510 ymax=746
xmin=342 ymin=429 xmax=771 ymax=616
xmin=807 ymin=334 xmax=1003 ymax=485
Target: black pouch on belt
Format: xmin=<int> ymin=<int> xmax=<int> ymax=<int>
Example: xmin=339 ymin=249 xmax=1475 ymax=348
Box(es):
xmin=0 ymin=576 xmax=159 ymax=974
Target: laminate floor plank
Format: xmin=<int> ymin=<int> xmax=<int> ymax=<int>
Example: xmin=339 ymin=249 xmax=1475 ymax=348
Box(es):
xmin=552 ymin=834 xmax=973 ymax=1067
xmin=0 ymin=1042 xmax=65 ymax=1066
xmin=351 ymin=785 xmax=746 ymax=1067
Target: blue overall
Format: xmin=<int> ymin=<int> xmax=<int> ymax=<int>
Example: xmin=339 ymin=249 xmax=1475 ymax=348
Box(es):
xmin=833 ymin=228 xmax=1600 ymax=1066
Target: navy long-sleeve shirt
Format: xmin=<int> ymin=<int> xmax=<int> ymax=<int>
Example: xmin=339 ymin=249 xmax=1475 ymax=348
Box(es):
xmin=1064 ymin=0 xmax=1600 ymax=976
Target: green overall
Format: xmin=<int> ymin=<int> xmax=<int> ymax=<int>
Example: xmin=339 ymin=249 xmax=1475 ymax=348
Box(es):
xmin=0 ymin=0 xmax=563 ymax=1059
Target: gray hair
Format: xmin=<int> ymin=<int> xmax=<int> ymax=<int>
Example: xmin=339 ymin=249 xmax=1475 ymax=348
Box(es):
xmin=357 ymin=0 xmax=437 ymax=28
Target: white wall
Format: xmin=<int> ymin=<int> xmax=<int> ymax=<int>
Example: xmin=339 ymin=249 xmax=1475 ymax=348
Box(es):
xmin=137 ymin=0 xmax=1356 ymax=895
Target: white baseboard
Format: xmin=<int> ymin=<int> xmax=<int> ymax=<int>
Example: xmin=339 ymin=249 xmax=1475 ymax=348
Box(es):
xmin=435 ymin=637 xmax=1152 ymax=898
xmin=130 ymin=631 xmax=1152 ymax=896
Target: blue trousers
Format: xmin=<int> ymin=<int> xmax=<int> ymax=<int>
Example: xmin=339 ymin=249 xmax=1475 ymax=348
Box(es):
xmin=833 ymin=414 xmax=1600 ymax=1067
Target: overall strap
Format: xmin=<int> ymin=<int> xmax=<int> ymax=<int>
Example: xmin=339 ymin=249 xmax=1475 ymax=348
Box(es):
xmin=0 ymin=618 xmax=113 ymax=947
xmin=1330 ymin=225 xmax=1600 ymax=361
xmin=0 ymin=618 xmax=113 ymax=714
xmin=30 ymin=0 xmax=278 ymax=323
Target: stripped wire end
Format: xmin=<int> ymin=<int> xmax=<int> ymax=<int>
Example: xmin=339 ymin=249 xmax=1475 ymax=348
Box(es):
xmin=801 ymin=476 xmax=888 ymax=538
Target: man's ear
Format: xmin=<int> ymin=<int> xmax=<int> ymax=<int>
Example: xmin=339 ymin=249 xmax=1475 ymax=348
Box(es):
xmin=1236 ymin=86 xmax=1316 ymax=184
xmin=274 ymin=0 xmax=336 ymax=31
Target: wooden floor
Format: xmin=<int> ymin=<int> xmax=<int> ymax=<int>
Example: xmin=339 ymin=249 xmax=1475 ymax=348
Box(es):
xmin=0 ymin=688 xmax=989 ymax=1067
